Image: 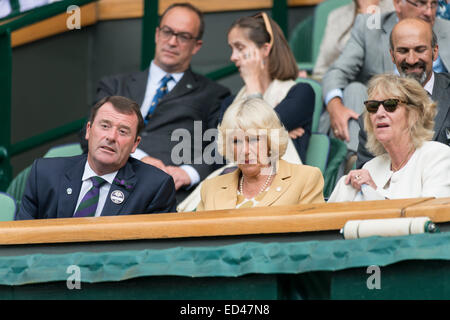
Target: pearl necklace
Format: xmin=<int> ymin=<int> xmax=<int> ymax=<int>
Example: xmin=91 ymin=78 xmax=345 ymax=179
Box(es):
xmin=391 ymin=147 xmax=415 ymax=172
xmin=239 ymin=167 xmax=274 ymax=198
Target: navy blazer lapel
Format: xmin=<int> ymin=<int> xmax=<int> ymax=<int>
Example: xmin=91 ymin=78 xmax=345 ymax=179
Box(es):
xmin=432 ymin=73 xmax=450 ymax=140
xmin=129 ymin=69 xmax=150 ymax=106
xmin=57 ymin=155 xmax=86 ymax=218
xmin=101 ymin=160 xmax=137 ymax=216
xmin=214 ymin=168 xmax=240 ymax=209
xmin=160 ymin=68 xmax=198 ymax=104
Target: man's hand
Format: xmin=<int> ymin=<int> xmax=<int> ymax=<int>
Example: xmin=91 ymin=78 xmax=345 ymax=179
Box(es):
xmin=165 ymin=166 xmax=191 ymax=190
xmin=327 ymin=97 xmax=359 ymax=142
xmin=141 ymin=156 xmax=167 ymax=172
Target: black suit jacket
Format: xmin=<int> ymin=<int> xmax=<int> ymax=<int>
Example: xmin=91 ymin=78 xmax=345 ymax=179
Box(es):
xmin=356 ymin=72 xmax=450 ymax=168
xmin=16 ymin=155 xmax=176 ymax=220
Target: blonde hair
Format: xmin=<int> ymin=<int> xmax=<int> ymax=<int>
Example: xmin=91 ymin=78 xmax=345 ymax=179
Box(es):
xmin=364 ymin=74 xmax=436 ymax=156
xmin=217 ymin=98 xmax=289 ymax=162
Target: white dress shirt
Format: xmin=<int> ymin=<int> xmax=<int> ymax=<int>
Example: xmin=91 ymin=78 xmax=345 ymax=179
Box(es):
xmin=73 ymin=161 xmax=118 ymax=217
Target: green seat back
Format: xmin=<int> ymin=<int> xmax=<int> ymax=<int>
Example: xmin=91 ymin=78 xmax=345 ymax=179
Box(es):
xmin=296 ymin=77 xmax=323 ymax=133
xmin=289 ymin=15 xmax=314 ymax=70
xmin=0 ymin=192 xmax=17 ymax=221
xmin=305 ymin=133 xmax=330 ymax=175
xmin=6 ymin=166 xmax=32 ymax=210
xmin=323 ymin=137 xmax=348 ymax=199
xmin=44 ymin=143 xmax=83 ymax=158
xmin=289 ymin=0 xmax=352 ymax=68
xmin=311 ymin=0 xmax=352 ymax=65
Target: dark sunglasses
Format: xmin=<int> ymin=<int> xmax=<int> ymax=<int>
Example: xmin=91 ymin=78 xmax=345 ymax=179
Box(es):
xmin=364 ymin=99 xmax=407 ymax=113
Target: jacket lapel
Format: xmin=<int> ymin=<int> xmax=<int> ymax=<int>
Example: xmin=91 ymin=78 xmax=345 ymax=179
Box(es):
xmin=129 ymin=69 xmax=149 ymax=105
xmin=100 ymin=160 xmax=137 ymax=216
xmin=159 ymin=68 xmax=199 ymax=104
xmin=432 ymin=73 xmax=450 ymax=140
xmin=373 ymin=157 xmax=395 ymax=189
xmin=258 ymin=161 xmax=293 ymax=207
xmin=214 ymin=169 xmax=240 ymax=210
xmin=57 ymin=155 xmax=86 ymax=218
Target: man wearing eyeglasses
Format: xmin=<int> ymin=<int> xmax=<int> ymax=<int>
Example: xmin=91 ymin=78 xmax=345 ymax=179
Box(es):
xmin=356 ymin=17 xmax=450 ymax=167
xmin=321 ymin=0 xmax=449 ymax=168
xmin=84 ymin=3 xmax=231 ymax=204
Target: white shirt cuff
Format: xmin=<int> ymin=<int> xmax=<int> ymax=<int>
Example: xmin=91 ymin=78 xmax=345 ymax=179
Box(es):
xmin=130 ymin=148 xmax=149 ymax=160
xmin=180 ymin=165 xmax=200 ymax=189
xmin=324 ymin=89 xmax=344 ymax=106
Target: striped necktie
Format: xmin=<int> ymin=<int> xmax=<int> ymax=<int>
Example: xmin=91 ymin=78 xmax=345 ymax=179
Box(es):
xmin=144 ymin=74 xmax=173 ymax=124
xmin=73 ymin=176 xmax=107 ymax=217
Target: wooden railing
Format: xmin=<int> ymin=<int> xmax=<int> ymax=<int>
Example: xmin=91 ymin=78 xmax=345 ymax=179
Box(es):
xmin=99 ymin=0 xmax=324 ymax=20
xmin=1 ymin=197 xmax=449 ymax=245
xmin=10 ymin=0 xmax=324 ymax=48
xmin=10 ymin=2 xmax=97 ymax=47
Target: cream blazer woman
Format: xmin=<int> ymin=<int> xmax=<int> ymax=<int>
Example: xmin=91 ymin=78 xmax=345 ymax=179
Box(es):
xmin=328 ymin=141 xmax=450 ymax=202
xmin=197 ymin=160 xmax=324 ymax=211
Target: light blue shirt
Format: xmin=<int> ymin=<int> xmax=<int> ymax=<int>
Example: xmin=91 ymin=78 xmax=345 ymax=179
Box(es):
xmin=131 ymin=61 xmax=200 ymax=188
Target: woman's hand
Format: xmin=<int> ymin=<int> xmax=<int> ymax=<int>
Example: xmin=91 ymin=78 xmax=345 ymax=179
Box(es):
xmin=239 ymin=43 xmax=266 ymax=94
xmin=345 ymin=169 xmax=377 ymax=191
xmin=288 ymin=127 xmax=305 ymax=139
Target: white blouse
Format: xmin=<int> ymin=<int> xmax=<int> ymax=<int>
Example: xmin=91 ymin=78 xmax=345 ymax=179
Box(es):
xmin=328 ymin=141 xmax=450 ymax=202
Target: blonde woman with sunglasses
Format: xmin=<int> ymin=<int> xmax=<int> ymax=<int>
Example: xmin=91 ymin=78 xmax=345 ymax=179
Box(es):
xmin=328 ymin=74 xmax=450 ymax=201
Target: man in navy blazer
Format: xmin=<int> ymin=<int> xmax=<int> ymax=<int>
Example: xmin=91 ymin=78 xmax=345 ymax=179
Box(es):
xmin=16 ymin=96 xmax=176 ymax=220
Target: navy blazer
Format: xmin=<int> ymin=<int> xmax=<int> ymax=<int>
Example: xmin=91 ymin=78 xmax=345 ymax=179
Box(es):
xmin=15 ymin=155 xmax=177 ymax=220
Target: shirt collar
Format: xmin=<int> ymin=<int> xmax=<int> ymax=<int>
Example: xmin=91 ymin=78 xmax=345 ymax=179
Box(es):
xmin=393 ymin=69 xmax=435 ymax=95
xmin=423 ymin=72 xmax=435 ymax=96
xmin=149 ymin=61 xmax=184 ymax=84
xmin=82 ymin=160 xmax=118 ymax=185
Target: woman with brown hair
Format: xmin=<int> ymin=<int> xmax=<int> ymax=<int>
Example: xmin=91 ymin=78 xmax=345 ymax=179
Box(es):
xmin=221 ymin=12 xmax=315 ymax=163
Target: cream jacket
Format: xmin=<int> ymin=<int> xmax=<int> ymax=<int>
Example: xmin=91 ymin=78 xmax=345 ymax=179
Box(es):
xmin=197 ymin=160 xmax=324 ymax=211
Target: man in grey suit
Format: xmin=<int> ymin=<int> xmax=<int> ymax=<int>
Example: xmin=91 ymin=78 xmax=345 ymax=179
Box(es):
xmin=83 ymin=3 xmax=230 ymax=203
xmin=356 ymin=17 xmax=450 ymax=168
xmin=321 ymin=0 xmax=450 ymax=156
